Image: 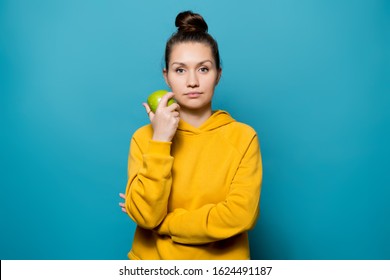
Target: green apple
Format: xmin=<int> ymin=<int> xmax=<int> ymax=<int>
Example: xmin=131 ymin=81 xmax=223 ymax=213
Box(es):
xmin=147 ymin=89 xmax=176 ymax=113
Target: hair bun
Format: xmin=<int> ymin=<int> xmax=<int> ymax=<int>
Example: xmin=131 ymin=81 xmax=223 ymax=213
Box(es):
xmin=175 ymin=11 xmax=208 ymax=33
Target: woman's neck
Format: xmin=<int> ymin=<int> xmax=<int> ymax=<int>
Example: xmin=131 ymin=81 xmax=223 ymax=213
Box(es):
xmin=179 ymin=106 xmax=213 ymax=128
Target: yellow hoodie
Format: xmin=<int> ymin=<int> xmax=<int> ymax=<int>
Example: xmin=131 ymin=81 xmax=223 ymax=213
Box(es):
xmin=124 ymin=110 xmax=262 ymax=260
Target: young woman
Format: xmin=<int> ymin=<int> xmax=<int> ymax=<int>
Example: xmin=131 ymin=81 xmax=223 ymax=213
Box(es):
xmin=119 ymin=11 xmax=262 ymax=260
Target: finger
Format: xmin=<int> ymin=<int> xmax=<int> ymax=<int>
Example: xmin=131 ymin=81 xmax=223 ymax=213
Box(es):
xmin=121 ymin=207 xmax=127 ymax=213
xmin=142 ymin=103 xmax=154 ymax=120
xmin=119 ymin=193 xmax=126 ymax=199
xmin=167 ymin=102 xmax=180 ymax=112
xmin=142 ymin=102 xmax=152 ymax=113
xmin=156 ymin=92 xmax=175 ymax=110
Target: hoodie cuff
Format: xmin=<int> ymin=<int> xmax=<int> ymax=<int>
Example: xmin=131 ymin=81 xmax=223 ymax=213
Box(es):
xmin=156 ymin=208 xmax=187 ymax=236
xmin=147 ymin=140 xmax=172 ymax=155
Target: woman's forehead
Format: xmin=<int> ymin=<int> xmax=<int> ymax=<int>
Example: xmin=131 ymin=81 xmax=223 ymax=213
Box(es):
xmin=169 ymin=42 xmax=214 ymax=63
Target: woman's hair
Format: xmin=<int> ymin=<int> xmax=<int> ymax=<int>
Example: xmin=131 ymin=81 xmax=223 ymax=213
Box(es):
xmin=164 ymin=11 xmax=221 ymax=70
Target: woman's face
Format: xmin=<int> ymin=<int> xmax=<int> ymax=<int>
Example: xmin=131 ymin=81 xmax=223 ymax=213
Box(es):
xmin=164 ymin=42 xmax=221 ymax=113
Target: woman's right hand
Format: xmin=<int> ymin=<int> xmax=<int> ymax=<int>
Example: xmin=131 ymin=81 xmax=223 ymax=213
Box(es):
xmin=143 ymin=92 xmax=180 ymax=142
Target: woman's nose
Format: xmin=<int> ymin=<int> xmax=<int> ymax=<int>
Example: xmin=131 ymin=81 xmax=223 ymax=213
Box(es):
xmin=186 ymin=71 xmax=199 ymax=88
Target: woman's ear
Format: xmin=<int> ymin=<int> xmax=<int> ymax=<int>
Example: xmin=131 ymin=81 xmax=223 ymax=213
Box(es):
xmin=215 ymin=68 xmax=222 ymax=85
xmin=163 ymin=69 xmax=171 ymax=88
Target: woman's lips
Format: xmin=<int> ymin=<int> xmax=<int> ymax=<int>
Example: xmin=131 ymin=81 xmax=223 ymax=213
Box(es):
xmin=185 ymin=92 xmax=202 ymax=98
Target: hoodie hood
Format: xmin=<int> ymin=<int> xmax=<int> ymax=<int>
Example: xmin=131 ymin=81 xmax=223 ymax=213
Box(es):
xmin=177 ymin=110 xmax=235 ymax=135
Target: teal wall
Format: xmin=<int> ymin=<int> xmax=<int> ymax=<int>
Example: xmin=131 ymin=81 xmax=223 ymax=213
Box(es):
xmin=1 ymin=0 xmax=389 ymax=259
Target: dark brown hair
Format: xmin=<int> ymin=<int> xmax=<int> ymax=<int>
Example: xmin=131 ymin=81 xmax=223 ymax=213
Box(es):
xmin=164 ymin=11 xmax=221 ymax=70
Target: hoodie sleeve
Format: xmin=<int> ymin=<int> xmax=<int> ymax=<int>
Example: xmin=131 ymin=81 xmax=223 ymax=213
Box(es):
xmin=155 ymin=135 xmax=262 ymax=245
xmin=124 ymin=132 xmax=174 ymax=229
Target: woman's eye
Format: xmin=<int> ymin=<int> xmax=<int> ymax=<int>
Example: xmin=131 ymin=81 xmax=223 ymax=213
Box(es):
xmin=175 ymin=68 xmax=185 ymax=73
xmin=199 ymin=67 xmax=209 ymax=73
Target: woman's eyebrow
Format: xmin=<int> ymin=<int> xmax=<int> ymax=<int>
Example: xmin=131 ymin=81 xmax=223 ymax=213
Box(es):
xmin=170 ymin=60 xmax=214 ymax=67
xmin=198 ymin=60 xmax=213 ymax=65
xmin=171 ymin=62 xmax=186 ymax=67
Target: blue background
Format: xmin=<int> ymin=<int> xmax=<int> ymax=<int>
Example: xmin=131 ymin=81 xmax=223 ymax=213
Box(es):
xmin=1 ymin=0 xmax=389 ymax=260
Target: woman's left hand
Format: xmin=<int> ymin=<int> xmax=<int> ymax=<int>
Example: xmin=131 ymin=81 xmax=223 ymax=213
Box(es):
xmin=119 ymin=193 xmax=127 ymax=213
